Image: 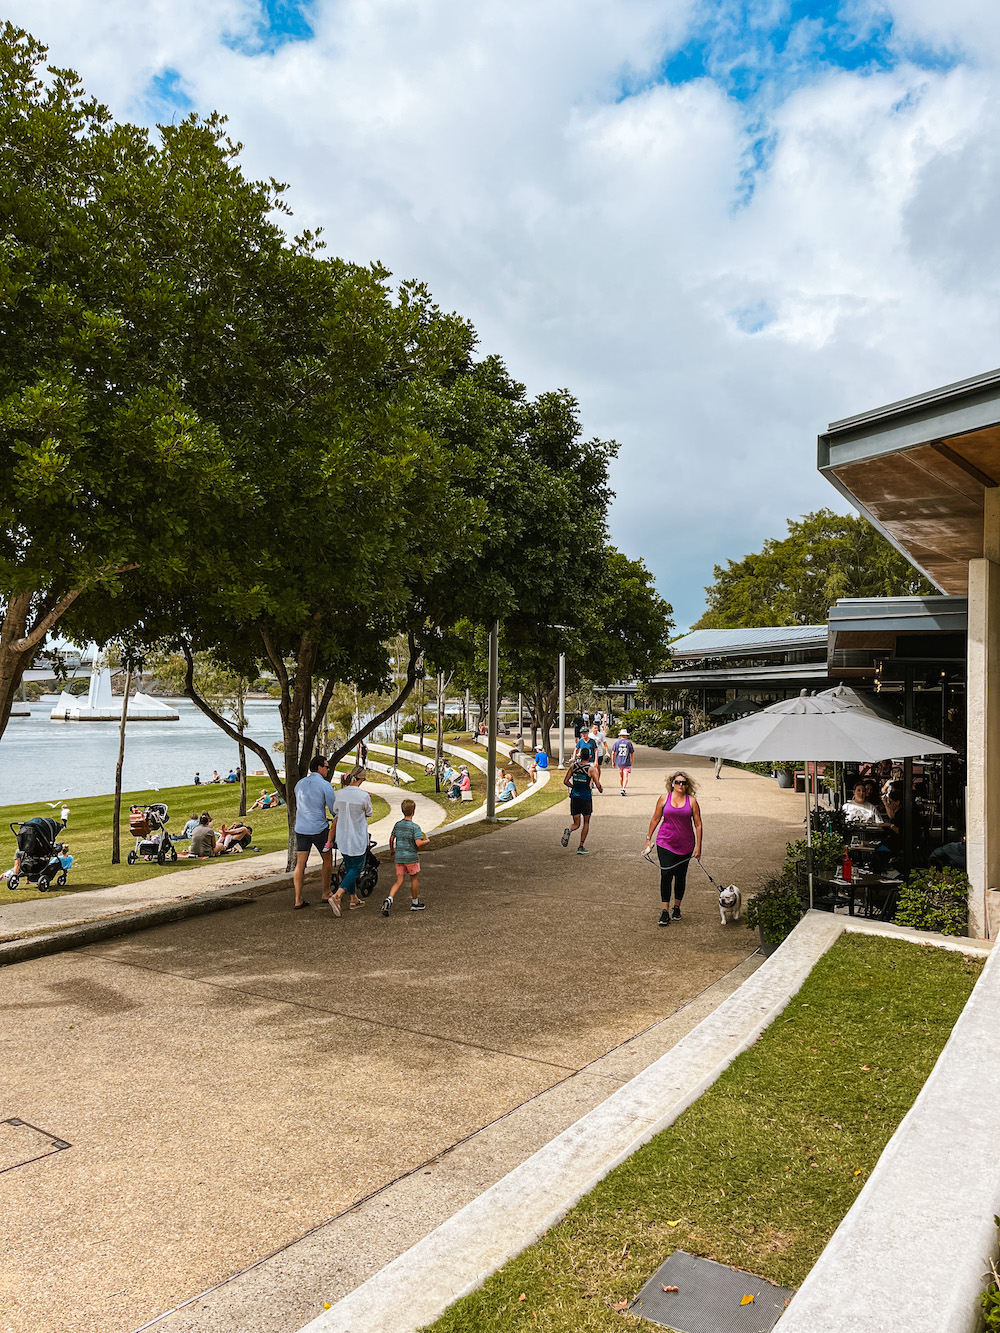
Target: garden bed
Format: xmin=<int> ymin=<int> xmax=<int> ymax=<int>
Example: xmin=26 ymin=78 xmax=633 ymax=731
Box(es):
xmin=420 ymin=933 xmax=981 ymax=1331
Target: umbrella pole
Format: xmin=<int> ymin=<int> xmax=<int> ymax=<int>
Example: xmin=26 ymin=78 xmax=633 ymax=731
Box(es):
xmin=805 ymin=767 xmax=816 ymax=911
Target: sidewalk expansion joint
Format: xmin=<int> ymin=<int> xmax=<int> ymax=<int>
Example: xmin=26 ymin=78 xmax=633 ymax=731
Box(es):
xmin=73 ymin=950 xmax=582 ymax=1074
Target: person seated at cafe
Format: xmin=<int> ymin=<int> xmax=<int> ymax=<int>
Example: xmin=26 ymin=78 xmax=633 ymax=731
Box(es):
xmin=862 ymin=777 xmax=886 ymax=816
xmin=843 ymin=782 xmax=882 ymax=826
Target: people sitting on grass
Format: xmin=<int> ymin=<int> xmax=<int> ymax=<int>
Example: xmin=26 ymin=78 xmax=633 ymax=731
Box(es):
xmin=250 ymin=789 xmax=279 ymax=811
xmin=211 ymin=770 xmax=222 ymax=784
xmin=175 ymin=812 xmax=199 ymax=844
xmin=184 ymin=813 xmax=217 ymax=857
xmin=224 ymin=769 xmax=238 ymax=783
xmin=218 ymin=820 xmax=253 ymax=854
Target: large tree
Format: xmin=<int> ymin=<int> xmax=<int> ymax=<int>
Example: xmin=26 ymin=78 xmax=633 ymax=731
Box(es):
xmin=0 ymin=24 xmax=292 ymax=735
xmin=693 ymin=509 xmax=936 ymax=629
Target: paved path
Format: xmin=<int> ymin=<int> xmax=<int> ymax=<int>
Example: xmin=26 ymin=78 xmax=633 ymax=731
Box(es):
xmin=0 ymin=751 xmax=805 ymax=1333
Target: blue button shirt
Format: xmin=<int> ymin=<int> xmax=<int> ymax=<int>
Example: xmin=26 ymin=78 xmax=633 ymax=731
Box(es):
xmin=294 ymin=772 xmax=337 ymax=834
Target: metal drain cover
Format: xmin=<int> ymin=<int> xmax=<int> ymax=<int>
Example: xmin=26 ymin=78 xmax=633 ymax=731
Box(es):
xmin=0 ymin=1118 xmax=71 ymax=1174
xmin=629 ymin=1250 xmax=794 ymax=1332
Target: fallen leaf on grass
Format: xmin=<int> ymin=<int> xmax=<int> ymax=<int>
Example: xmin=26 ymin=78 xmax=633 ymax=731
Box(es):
xmin=741 ymin=1295 xmax=755 ymax=1306
xmin=661 ymin=1285 xmax=679 ymax=1293
xmin=666 ymin=1219 xmax=681 ymax=1227
xmin=861 ymin=1065 xmax=871 ymax=1071
xmin=854 ymin=1169 xmax=863 ymax=1176
xmin=612 ymin=1298 xmax=630 ymax=1312
xmin=518 ymin=1293 xmax=527 ymax=1301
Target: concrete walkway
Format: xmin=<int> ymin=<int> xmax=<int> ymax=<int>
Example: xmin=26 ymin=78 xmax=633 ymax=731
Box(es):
xmin=0 ymin=752 xmax=805 ymax=1333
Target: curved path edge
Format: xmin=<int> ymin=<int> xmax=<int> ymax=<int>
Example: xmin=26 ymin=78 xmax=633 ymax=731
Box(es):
xmin=300 ymin=915 xmax=993 ymax=1333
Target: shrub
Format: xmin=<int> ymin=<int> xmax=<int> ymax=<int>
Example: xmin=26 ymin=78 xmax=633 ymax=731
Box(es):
xmin=785 ymin=830 xmax=844 ymax=876
xmin=981 ymin=1229 xmax=1000 ymax=1331
xmin=745 ymin=874 xmax=802 ymax=944
xmin=618 ymin=708 xmax=681 ymax=750
xmin=895 ymin=866 xmax=969 ymax=937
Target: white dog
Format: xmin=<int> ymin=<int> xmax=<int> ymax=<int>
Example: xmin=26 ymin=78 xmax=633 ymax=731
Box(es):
xmin=718 ymin=884 xmax=742 ymax=924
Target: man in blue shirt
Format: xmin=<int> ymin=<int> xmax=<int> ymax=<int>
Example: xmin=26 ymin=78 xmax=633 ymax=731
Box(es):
xmin=292 ymin=755 xmax=338 ymax=912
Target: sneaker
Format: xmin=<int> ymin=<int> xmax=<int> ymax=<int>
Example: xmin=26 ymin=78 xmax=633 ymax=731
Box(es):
xmin=658 ymin=910 xmax=671 ymax=927
xmin=576 ymin=846 xmax=589 ymax=855
xmin=410 ymin=900 xmax=426 ymax=911
xmin=621 ymin=787 xmax=626 ymax=796
xmin=327 ymin=896 xmax=341 ymax=917
xmin=672 ymin=904 xmax=681 ymax=919
xmin=381 ymin=897 xmax=392 ymax=917
xmin=560 ymin=828 xmax=571 ymax=847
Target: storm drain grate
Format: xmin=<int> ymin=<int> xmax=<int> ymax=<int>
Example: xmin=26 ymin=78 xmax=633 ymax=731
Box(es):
xmin=0 ymin=1117 xmax=72 ymax=1174
xmin=629 ymin=1250 xmax=794 ymax=1332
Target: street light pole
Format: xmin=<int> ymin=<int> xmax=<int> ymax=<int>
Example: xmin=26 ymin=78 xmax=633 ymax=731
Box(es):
xmin=558 ymin=651 xmax=566 ymax=768
xmin=486 ymin=619 xmax=500 ymax=821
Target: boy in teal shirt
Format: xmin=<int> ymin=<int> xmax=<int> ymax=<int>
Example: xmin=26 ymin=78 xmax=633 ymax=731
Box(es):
xmin=383 ymin=798 xmax=429 ymax=914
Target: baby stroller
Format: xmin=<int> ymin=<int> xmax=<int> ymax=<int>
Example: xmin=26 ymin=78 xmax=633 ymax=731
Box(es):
xmin=356 ymin=836 xmax=381 ymax=897
xmin=127 ymin=803 xmax=177 ymax=865
xmin=332 ymin=836 xmax=380 ymax=897
xmin=7 ymin=817 xmax=71 ymax=892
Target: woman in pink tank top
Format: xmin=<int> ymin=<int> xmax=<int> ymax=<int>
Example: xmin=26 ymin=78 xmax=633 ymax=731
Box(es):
xmin=644 ymin=771 xmax=703 ymax=927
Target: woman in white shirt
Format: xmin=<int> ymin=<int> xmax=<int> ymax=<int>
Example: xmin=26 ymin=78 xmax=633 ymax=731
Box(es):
xmin=843 ymin=782 xmax=881 ymax=826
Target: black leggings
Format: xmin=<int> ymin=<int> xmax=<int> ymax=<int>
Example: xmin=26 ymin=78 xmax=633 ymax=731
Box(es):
xmin=657 ymin=847 xmax=692 ymax=903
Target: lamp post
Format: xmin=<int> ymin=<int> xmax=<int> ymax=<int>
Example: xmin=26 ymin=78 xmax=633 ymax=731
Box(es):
xmin=558 ymin=651 xmax=566 ymax=768
xmin=486 ymin=619 xmax=500 ymax=821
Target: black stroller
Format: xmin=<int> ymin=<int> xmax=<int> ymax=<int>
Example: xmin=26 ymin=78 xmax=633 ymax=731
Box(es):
xmin=127 ymin=803 xmax=177 ymax=865
xmin=7 ymin=817 xmax=71 ymax=892
xmin=331 ymin=836 xmax=380 ymax=897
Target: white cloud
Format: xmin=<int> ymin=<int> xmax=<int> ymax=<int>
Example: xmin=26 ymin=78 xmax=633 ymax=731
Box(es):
xmin=8 ymin=0 xmax=1000 ymax=626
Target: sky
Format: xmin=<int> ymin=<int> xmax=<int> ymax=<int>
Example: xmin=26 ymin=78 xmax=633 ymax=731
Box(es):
xmin=10 ymin=0 xmax=1000 ymax=628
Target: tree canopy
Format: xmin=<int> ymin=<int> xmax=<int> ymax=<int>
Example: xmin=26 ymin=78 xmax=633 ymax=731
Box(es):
xmin=692 ymin=510 xmax=936 ymax=629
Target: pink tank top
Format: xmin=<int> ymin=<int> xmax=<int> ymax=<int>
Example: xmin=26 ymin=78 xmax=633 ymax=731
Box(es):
xmin=656 ymin=793 xmax=695 ymax=855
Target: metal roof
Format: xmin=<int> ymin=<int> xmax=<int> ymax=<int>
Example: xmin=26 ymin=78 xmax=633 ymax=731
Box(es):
xmin=669 ymin=625 xmax=828 ymax=658
xmin=828 ymin=596 xmax=968 ymax=636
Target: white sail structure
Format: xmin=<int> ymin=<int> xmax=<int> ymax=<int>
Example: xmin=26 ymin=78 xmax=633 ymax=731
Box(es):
xmin=57 ymin=657 xmax=179 ymax=722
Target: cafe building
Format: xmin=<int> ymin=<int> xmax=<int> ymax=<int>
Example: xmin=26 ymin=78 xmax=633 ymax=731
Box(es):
xmin=818 ymin=366 xmax=1000 ymax=939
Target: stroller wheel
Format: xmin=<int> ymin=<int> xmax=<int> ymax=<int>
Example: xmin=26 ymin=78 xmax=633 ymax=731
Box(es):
xmin=170 ymin=847 xmax=178 ymax=863
xmin=358 ymin=872 xmax=377 ymax=898
xmin=127 ymin=851 xmax=137 ymax=866
xmin=6 ymin=875 xmax=20 ymax=890
xmin=156 ymin=846 xmax=166 ymax=865
xmin=56 ymin=872 xmax=68 ymax=887
xmin=37 ymin=875 xmax=50 ymax=892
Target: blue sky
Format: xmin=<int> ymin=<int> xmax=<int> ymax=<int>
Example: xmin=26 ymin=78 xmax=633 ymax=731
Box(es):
xmin=10 ymin=0 xmax=1000 ymax=628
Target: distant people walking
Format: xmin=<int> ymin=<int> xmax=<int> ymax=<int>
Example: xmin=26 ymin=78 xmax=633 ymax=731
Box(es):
xmin=329 ymin=767 xmax=372 ymax=912
xmin=561 ymin=753 xmax=603 ymax=854
xmin=645 ymin=771 xmax=703 ymax=926
xmin=292 ymin=755 xmax=338 ymax=911
xmin=575 ymin=726 xmax=598 ymax=768
xmin=612 ymin=730 xmax=635 ymax=795
xmin=714 ymin=756 xmax=723 ymax=780
xmin=383 ymin=798 xmax=429 ymax=914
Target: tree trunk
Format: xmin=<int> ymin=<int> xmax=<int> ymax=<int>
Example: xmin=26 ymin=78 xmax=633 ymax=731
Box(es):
xmin=111 ymin=669 xmax=133 ymax=864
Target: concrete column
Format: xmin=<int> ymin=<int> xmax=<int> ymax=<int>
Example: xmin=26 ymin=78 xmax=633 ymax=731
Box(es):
xmin=967 ymin=487 xmax=1000 ymax=938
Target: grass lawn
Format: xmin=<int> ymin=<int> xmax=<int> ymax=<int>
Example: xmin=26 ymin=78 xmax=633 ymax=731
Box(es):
xmin=422 ymin=934 xmax=982 ymax=1332
xmin=0 ymin=779 xmax=390 ymax=905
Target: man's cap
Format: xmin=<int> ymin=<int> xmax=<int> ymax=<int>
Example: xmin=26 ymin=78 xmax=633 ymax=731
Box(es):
xmin=619 ymin=729 xmax=628 ymax=735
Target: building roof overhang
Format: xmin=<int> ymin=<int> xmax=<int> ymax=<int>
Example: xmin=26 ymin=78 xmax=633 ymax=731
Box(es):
xmin=818 ymin=367 xmax=1000 ymax=595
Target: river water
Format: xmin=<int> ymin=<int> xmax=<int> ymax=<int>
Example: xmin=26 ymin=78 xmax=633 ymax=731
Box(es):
xmin=0 ymin=698 xmax=285 ymax=807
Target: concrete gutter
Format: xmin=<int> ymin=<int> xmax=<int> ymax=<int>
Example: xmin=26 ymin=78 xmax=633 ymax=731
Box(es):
xmin=0 ymin=891 xmax=251 ymax=966
xmin=301 ymin=914 xmax=992 ymax=1333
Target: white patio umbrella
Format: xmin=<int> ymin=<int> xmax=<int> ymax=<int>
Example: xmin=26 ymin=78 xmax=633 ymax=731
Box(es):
xmin=670 ymin=690 xmax=956 ymax=907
